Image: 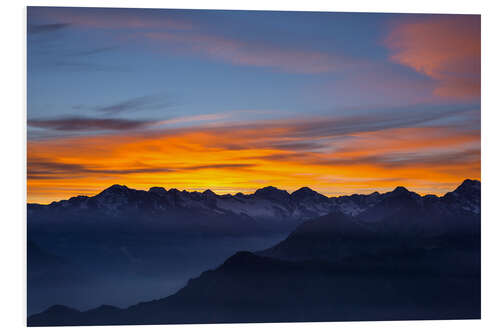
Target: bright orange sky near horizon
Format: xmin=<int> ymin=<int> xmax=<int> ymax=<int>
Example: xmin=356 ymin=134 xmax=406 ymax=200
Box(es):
xmin=27 ymin=9 xmax=480 ymax=204
xmin=27 ymin=119 xmax=480 ymax=203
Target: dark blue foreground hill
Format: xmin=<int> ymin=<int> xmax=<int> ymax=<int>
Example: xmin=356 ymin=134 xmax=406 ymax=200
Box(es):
xmin=28 ymin=245 xmax=480 ymax=325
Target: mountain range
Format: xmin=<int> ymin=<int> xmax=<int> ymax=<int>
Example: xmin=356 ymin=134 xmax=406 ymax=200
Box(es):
xmin=28 ymin=179 xmax=480 ymax=234
xmin=27 ymin=179 xmax=481 ymax=325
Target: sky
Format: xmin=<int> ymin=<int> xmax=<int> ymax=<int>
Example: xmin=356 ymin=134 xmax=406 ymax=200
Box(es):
xmin=27 ymin=7 xmax=481 ymax=203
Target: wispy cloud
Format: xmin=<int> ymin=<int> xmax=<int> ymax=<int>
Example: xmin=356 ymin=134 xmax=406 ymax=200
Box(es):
xmin=29 ymin=7 xmax=193 ymax=31
xmin=96 ymin=94 xmax=173 ymax=115
xmin=28 ymin=157 xmax=255 ymax=180
xmin=67 ymin=46 xmax=119 ymax=57
xmin=155 ymin=113 xmax=229 ymax=126
xmin=317 ymin=62 xmax=438 ymax=106
xmin=183 ymin=163 xmax=256 ymax=171
xmin=28 ymin=158 xmax=174 ymax=179
xmin=28 ymin=21 xmax=125 ymax=73
xmin=29 ymin=7 xmax=358 ymax=74
xmin=28 ymin=23 xmax=71 ymax=34
xmin=28 ymin=117 xmax=154 ymax=131
xmin=385 ymin=15 xmax=480 ymax=99
xmin=146 ymin=31 xmax=357 ymax=74
xmin=29 ymin=103 xmax=475 ymax=142
xmin=27 ymin=112 xmax=231 ymax=136
xmin=310 ymin=148 xmax=480 ymax=169
xmin=180 ymin=104 xmax=477 ymax=149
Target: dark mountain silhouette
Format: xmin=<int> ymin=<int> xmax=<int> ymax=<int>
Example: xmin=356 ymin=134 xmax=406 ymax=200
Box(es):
xmin=27 ymin=239 xmax=93 ymax=317
xmin=27 ymin=179 xmax=480 ymax=234
xmin=28 ymin=179 xmax=480 ymax=326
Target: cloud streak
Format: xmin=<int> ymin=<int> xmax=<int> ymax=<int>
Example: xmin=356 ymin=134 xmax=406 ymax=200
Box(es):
xmin=96 ymin=94 xmax=173 ymax=115
xmin=29 ymin=7 xmax=192 ymax=31
xmin=29 ymin=8 xmax=358 ymax=74
xmin=68 ymin=46 xmax=119 ymax=57
xmin=28 ymin=23 xmax=71 ymax=34
xmin=28 ymin=158 xmax=255 ymax=180
xmin=28 ymin=117 xmax=154 ymax=131
xmin=385 ymin=15 xmax=480 ymax=99
xmin=311 ymin=148 xmax=480 ymax=169
xmin=27 ymin=112 xmax=231 ymax=137
xmin=27 ymin=158 xmax=174 ymax=179
xmin=146 ymin=31 xmax=357 ymax=74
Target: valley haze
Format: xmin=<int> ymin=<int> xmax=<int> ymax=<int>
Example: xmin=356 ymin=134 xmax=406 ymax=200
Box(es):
xmin=28 ymin=179 xmax=480 ymax=325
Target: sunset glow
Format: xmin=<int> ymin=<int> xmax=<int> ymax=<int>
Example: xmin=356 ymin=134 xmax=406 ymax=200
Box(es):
xmin=27 ymin=8 xmax=480 ymax=203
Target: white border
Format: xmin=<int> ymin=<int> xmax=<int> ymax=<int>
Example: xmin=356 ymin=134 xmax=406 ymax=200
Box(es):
xmin=2 ymin=1 xmax=500 ymax=332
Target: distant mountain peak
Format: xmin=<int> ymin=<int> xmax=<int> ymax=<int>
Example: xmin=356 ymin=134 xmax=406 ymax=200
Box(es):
xmin=381 ymin=186 xmax=419 ymax=202
xmin=98 ymin=184 xmax=130 ymax=196
xmin=203 ymin=189 xmax=216 ymax=197
xmin=104 ymin=184 xmax=129 ymax=191
xmin=291 ymin=187 xmax=328 ymax=202
xmin=149 ymin=187 xmax=168 ymax=195
xmin=447 ymin=180 xmax=480 ymax=212
xmin=392 ymin=186 xmax=410 ymax=194
xmin=255 ymin=185 xmax=282 ymax=192
xmin=291 ymin=187 xmax=316 ymax=196
xmin=462 ymin=178 xmax=480 ymax=185
xmin=455 ymin=179 xmax=481 ymax=192
xmin=254 ymin=186 xmax=289 ymax=199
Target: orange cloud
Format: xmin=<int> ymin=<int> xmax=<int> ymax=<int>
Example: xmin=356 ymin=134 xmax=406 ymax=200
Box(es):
xmin=385 ymin=15 xmax=480 ymax=99
xmin=27 ymin=116 xmax=480 ymax=204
